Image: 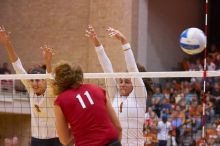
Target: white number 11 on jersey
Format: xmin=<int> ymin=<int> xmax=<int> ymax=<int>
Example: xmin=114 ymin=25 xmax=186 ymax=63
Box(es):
xmin=76 ymin=91 xmax=94 ymax=109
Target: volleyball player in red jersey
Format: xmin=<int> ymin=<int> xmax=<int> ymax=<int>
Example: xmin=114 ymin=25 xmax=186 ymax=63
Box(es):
xmin=53 ymin=63 xmax=122 ymax=146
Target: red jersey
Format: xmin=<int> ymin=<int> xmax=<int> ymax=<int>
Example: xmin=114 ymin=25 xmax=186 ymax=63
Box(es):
xmin=55 ymin=84 xmax=118 ymax=146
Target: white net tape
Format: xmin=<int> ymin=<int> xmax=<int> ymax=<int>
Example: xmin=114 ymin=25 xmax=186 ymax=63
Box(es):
xmin=0 ymin=70 xmax=219 ymax=79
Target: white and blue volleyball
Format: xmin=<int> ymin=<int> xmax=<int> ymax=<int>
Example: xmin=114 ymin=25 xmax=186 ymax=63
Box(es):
xmin=180 ymin=28 xmax=206 ymax=55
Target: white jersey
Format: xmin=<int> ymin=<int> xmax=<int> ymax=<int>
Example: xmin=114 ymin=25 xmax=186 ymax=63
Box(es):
xmin=12 ymin=59 xmax=57 ymax=139
xmin=95 ymin=44 xmax=147 ymax=146
xmin=157 ymin=120 xmax=172 ymax=141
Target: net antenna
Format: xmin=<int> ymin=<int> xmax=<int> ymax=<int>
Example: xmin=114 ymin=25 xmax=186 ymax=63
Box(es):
xmin=201 ymin=0 xmax=209 ymax=139
xmin=0 ymin=71 xmax=220 ymax=80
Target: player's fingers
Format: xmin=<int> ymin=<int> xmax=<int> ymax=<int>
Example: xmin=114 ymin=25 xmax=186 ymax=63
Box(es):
xmin=109 ymin=32 xmax=117 ymax=37
xmin=2 ymin=26 xmax=6 ymax=31
xmin=85 ymin=34 xmax=90 ymax=37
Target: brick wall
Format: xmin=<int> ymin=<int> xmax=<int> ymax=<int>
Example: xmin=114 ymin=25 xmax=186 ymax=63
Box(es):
xmin=0 ymin=0 xmax=134 ymax=72
xmin=0 ymin=0 xmax=135 ymax=145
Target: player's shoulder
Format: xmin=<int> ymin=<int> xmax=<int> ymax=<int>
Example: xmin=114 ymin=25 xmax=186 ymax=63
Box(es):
xmin=57 ymin=87 xmax=75 ymax=97
xmin=83 ymin=83 xmax=100 ymax=89
xmin=82 ymin=84 xmax=105 ymax=92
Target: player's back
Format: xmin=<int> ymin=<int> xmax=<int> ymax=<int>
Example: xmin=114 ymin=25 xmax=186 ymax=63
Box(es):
xmin=55 ymin=84 xmax=118 ymax=146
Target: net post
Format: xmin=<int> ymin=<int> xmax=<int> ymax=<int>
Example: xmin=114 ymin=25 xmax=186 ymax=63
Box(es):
xmin=201 ymin=0 xmax=208 ymax=139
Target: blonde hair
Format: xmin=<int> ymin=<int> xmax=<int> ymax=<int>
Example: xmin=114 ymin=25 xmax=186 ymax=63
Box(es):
xmin=53 ymin=62 xmax=83 ymax=95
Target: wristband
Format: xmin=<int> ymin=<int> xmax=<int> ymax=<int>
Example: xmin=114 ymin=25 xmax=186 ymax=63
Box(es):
xmin=122 ymin=43 xmax=131 ymax=51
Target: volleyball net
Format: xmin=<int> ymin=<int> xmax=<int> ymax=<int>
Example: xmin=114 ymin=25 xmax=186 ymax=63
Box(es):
xmin=0 ymin=70 xmax=220 ymax=145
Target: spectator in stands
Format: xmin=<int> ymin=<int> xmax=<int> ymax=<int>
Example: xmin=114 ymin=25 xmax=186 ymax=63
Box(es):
xmin=152 ymin=86 xmax=164 ymax=106
xmin=157 ymin=115 xmax=172 ymax=146
xmin=1 ymin=62 xmax=11 ymax=74
xmin=0 ymin=63 xmax=3 ymax=74
xmin=160 ymin=98 xmax=172 ymax=119
xmin=207 ymin=55 xmax=216 ymax=71
xmin=4 ymin=136 xmax=18 ymax=146
xmin=0 ymin=62 xmax=13 ymax=91
xmin=11 ymin=136 xmax=18 ymax=146
xmin=144 ymin=107 xmax=158 ymax=145
xmin=181 ymin=58 xmax=190 ymax=71
xmin=214 ymin=96 xmax=220 ymax=117
xmin=206 ymin=96 xmax=216 ymax=124
xmin=170 ymin=110 xmax=183 ymax=146
xmin=195 ymin=59 xmax=203 ymax=71
xmin=183 ymin=88 xmax=194 ymax=105
xmin=189 ymin=99 xmax=202 ymax=132
xmin=216 ymin=52 xmax=220 ymax=70
xmin=145 ymin=107 xmax=158 ymax=127
xmin=209 ymin=44 xmax=219 ymax=60
xmin=216 ymin=120 xmax=220 ymax=138
xmin=4 ymin=138 xmax=12 ymax=146
xmin=174 ymin=92 xmax=184 ymax=105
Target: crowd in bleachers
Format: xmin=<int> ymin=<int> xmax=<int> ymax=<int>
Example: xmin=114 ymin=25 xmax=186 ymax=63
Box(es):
xmin=144 ymin=45 xmax=220 ymax=146
xmin=0 ymin=62 xmax=13 ymax=92
xmin=0 ymin=62 xmax=11 ymax=74
xmin=4 ymin=136 xmax=19 ymax=146
xmin=0 ymin=63 xmax=46 ymax=93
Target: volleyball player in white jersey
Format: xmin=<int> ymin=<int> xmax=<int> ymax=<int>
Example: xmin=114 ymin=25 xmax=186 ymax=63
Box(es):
xmin=86 ymin=25 xmax=147 ymax=146
xmin=0 ymin=26 xmax=62 ymax=146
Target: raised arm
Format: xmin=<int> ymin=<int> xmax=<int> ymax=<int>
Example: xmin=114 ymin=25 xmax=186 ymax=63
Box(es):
xmin=106 ymin=27 xmax=138 ymax=72
xmin=106 ymin=27 xmax=147 ymax=99
xmin=86 ymin=25 xmax=118 ymax=100
xmin=41 ymin=45 xmax=54 ymax=73
xmin=85 ymin=25 xmax=114 ymax=72
xmin=0 ymin=26 xmax=18 ymax=63
xmin=0 ymin=26 xmax=30 ymax=91
xmin=41 ymin=45 xmax=55 ymax=100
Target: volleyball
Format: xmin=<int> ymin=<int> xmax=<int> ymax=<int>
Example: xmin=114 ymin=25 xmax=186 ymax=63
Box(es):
xmin=179 ymin=28 xmax=207 ymax=55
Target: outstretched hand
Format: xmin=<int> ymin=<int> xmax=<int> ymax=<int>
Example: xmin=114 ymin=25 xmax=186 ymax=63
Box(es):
xmin=41 ymin=45 xmax=55 ymax=63
xmin=85 ymin=25 xmax=101 ymax=47
xmin=0 ymin=26 xmax=11 ymax=45
xmin=41 ymin=45 xmax=54 ymax=73
xmin=85 ymin=25 xmax=97 ymax=39
xmin=106 ymin=27 xmax=128 ymax=45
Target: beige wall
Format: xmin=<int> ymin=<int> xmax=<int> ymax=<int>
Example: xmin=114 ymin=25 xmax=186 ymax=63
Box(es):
xmin=0 ymin=0 xmax=134 ymax=73
xmin=0 ymin=0 xmax=206 ymax=72
xmin=138 ymin=0 xmax=204 ymax=71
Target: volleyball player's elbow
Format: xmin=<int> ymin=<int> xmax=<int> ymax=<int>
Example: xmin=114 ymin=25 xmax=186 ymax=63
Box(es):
xmin=60 ymin=140 xmax=69 ymax=146
xmin=59 ymin=137 xmax=72 ymax=146
xmin=116 ymin=125 xmax=122 ymax=133
xmin=60 ymin=139 xmax=67 ymax=145
xmin=117 ymin=126 xmax=122 ymax=140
